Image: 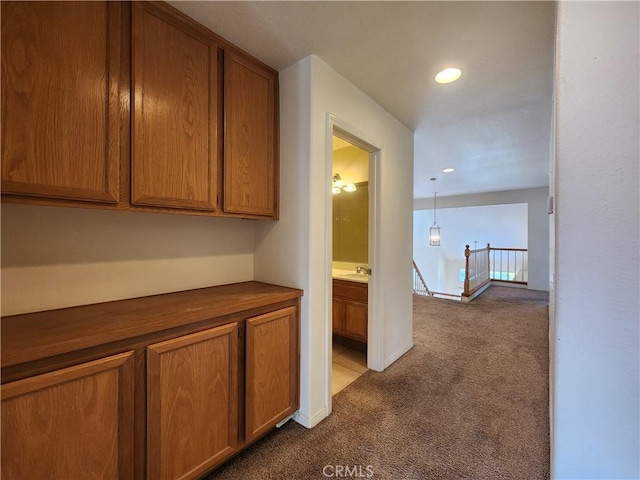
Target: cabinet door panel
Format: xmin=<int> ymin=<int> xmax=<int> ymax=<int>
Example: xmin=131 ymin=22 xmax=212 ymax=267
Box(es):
xmin=345 ymin=301 xmax=368 ymax=342
xmin=224 ymin=51 xmax=277 ymax=217
xmin=1 ymin=351 xmax=135 ymax=480
xmin=1 ymin=1 xmax=121 ymax=203
xmin=245 ymin=307 xmax=298 ymax=442
xmin=147 ymin=323 xmax=238 ymax=480
xmin=132 ymin=3 xmax=219 ymax=211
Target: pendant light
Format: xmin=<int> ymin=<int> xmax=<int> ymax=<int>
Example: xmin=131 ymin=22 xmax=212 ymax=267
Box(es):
xmin=429 ymin=192 xmax=441 ymax=246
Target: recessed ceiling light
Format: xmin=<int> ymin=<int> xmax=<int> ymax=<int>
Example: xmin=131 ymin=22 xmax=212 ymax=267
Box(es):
xmin=435 ymin=67 xmax=462 ymax=84
xmin=442 ymin=167 xmax=455 ymax=173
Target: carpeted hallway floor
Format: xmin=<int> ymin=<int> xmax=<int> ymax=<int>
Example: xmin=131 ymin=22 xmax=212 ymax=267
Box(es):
xmin=206 ymin=286 xmax=550 ymax=480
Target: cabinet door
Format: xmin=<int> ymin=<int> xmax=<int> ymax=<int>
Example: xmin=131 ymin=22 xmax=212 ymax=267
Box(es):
xmin=344 ymin=301 xmax=368 ymax=342
xmin=132 ymin=2 xmax=220 ymax=211
xmin=1 ymin=351 xmax=135 ymax=480
xmin=332 ymin=298 xmax=345 ymax=334
xmin=147 ymin=323 xmax=238 ymax=480
xmin=1 ymin=1 xmax=121 ymax=203
xmin=224 ymin=51 xmax=277 ymax=218
xmin=245 ymin=306 xmax=298 ymax=443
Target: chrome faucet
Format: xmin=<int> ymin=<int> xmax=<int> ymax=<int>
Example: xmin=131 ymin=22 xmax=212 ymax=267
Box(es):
xmin=355 ymin=265 xmax=369 ymax=275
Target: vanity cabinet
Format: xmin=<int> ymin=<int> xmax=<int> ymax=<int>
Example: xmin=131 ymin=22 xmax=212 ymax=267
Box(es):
xmin=1 ymin=1 xmax=123 ymax=205
xmin=1 ymin=282 xmax=301 ymax=480
xmin=1 ymin=0 xmax=279 ymax=220
xmin=1 ymin=352 xmax=135 ymax=479
xmin=332 ymin=279 xmax=368 ymax=343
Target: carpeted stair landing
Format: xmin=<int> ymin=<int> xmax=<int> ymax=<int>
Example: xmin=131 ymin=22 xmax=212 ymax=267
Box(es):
xmin=206 ymin=286 xmax=550 ymax=480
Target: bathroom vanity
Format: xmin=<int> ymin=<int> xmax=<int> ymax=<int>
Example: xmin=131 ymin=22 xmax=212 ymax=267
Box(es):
xmin=332 ymin=277 xmax=368 ymax=344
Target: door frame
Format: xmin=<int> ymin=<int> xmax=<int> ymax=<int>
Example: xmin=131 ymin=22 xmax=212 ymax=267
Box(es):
xmin=325 ymin=114 xmax=383 ymax=413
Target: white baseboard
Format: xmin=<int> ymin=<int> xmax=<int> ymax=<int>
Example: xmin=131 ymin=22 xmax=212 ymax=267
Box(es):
xmin=384 ymin=341 xmax=414 ymax=369
xmin=461 ymin=282 xmax=491 ymax=302
xmin=293 ymin=406 xmax=328 ymax=429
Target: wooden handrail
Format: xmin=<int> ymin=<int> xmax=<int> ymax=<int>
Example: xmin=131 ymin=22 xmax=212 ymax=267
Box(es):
xmin=487 ymin=247 xmax=527 ymax=252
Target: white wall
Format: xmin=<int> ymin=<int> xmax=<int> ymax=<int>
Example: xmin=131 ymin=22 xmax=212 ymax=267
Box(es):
xmin=253 ymin=57 xmax=314 ymax=420
xmin=553 ymin=2 xmax=639 ymax=479
xmin=311 ymin=56 xmax=414 ymax=370
xmin=415 ymin=187 xmax=549 ymax=291
xmin=414 ymin=203 xmax=528 ymax=295
xmin=254 ymin=55 xmax=414 ymax=428
xmin=1 ymin=204 xmax=254 ymax=315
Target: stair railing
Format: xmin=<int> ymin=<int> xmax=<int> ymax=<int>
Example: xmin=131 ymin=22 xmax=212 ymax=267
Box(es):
xmin=489 ymin=246 xmax=528 ymax=284
xmin=462 ymin=243 xmax=491 ymax=298
xmin=412 ymin=260 xmax=431 ymax=296
xmin=462 ymin=243 xmax=529 ymax=299
xmin=413 ymin=260 xmax=463 ymax=300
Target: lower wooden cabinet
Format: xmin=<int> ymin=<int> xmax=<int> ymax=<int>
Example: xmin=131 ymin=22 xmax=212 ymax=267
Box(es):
xmin=144 ymin=309 xmax=299 ymax=480
xmin=0 ymin=282 xmax=301 ymax=480
xmin=245 ymin=307 xmax=298 ymax=442
xmin=147 ymin=324 xmax=239 ymax=480
xmin=333 ymin=279 xmax=368 ymax=343
xmin=1 ymin=352 xmax=135 ymax=480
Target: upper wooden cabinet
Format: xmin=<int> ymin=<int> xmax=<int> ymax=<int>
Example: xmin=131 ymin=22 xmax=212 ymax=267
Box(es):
xmin=1 ymin=1 xmax=122 ymax=204
xmin=131 ymin=2 xmax=220 ymax=211
xmin=1 ymin=1 xmax=279 ymax=220
xmin=224 ymin=51 xmax=278 ymax=218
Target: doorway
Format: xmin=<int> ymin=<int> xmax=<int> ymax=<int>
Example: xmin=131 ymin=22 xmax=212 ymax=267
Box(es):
xmin=326 ymin=115 xmax=382 ymax=410
xmin=330 ymin=134 xmax=370 ymax=395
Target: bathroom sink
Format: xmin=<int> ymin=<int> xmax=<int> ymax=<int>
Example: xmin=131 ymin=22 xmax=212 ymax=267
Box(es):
xmin=335 ymin=273 xmax=369 ymax=283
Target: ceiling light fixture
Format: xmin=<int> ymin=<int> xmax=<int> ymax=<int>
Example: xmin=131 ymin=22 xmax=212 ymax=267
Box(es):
xmin=332 ymin=173 xmax=356 ymax=194
xmin=429 ymin=192 xmax=441 ymax=247
xmin=442 ymin=167 xmax=455 ymax=173
xmin=435 ymin=67 xmax=462 ymax=84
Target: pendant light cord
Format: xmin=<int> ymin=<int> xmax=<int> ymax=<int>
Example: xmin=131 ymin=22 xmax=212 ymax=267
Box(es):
xmin=433 ymin=192 xmax=437 ymax=224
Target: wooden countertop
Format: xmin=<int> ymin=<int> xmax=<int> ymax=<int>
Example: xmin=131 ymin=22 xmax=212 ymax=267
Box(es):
xmin=1 ymin=281 xmax=303 ymax=368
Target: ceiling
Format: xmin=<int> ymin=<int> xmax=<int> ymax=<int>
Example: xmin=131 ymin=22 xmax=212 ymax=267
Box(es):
xmin=332 ymin=136 xmax=369 ymax=185
xmin=169 ymin=1 xmax=556 ymax=199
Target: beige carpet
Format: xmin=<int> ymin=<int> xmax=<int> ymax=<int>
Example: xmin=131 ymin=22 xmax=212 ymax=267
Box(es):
xmin=206 ymin=286 xmax=550 ymax=479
